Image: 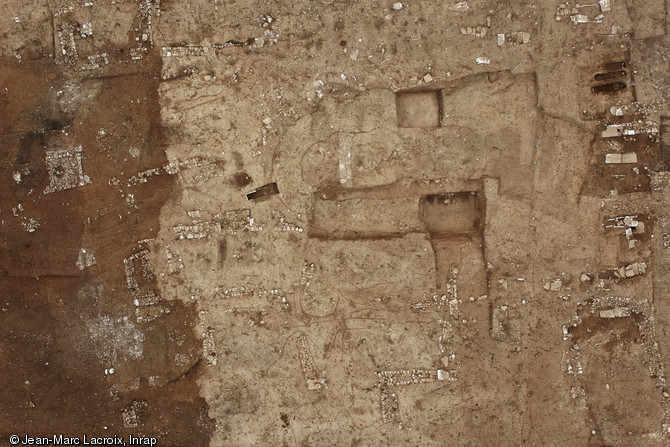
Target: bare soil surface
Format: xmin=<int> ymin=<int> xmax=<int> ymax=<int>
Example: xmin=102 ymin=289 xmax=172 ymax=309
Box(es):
xmin=1 ymin=1 xmax=670 ymax=446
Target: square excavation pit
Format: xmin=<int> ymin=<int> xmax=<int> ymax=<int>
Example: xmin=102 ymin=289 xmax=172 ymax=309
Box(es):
xmin=396 ymin=91 xmax=441 ymax=128
xmin=420 ymin=192 xmax=484 ymax=235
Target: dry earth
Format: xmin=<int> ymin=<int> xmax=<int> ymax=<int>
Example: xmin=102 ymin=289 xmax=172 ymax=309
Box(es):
xmin=1 ymin=0 xmax=670 ymax=446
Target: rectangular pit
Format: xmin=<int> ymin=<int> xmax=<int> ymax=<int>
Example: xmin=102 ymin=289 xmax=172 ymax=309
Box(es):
xmin=420 ymin=192 xmax=484 ymax=236
xmin=396 ymin=91 xmax=441 ymax=128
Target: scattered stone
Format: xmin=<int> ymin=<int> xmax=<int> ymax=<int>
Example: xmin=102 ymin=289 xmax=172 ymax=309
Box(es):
xmin=461 ymin=25 xmax=487 ymax=38
xmin=76 ymin=248 xmax=97 ymax=270
xmin=498 ymin=32 xmax=530 ymax=45
xmin=599 ymin=307 xmax=630 ymax=318
xmin=544 ymin=279 xmax=562 ymax=291
xmin=44 ymin=145 xmax=92 ymax=195
xmin=613 ymin=262 xmax=646 ymax=279
xmin=609 ymin=106 xmax=625 ymax=116
xmin=122 ymin=400 xmax=148 ymax=428
xmin=571 ymin=14 xmax=589 ymax=24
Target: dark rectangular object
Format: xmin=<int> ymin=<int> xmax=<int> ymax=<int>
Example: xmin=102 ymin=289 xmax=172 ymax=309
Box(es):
xmin=603 ymin=61 xmax=626 ymax=71
xmin=246 ymin=182 xmax=279 ymax=200
xmin=218 ymin=239 xmax=227 ymax=266
xmin=591 ymin=82 xmax=627 ymax=94
xmin=661 ymin=117 xmax=670 ymax=171
xmin=594 ymin=70 xmax=626 ymax=81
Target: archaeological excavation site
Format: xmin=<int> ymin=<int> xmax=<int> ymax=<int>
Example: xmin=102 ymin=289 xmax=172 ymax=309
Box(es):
xmin=1 ymin=0 xmax=670 ymax=445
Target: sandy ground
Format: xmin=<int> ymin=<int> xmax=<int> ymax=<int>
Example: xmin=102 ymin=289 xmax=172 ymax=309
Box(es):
xmin=1 ymin=0 xmax=670 ymax=446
